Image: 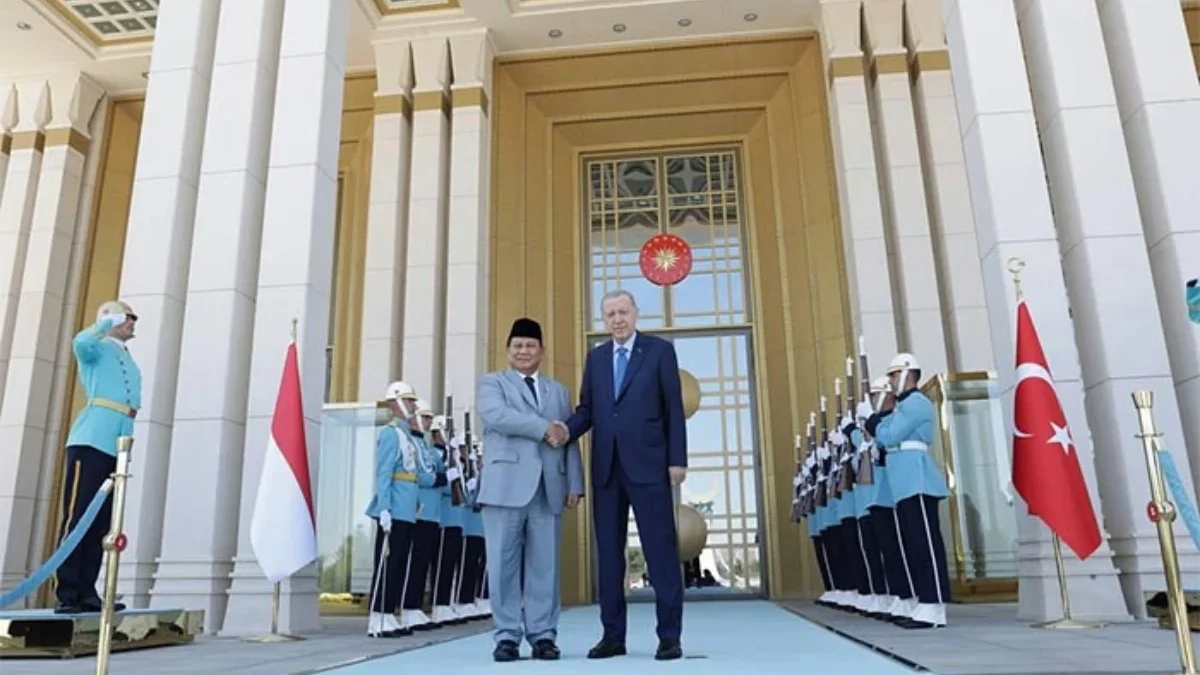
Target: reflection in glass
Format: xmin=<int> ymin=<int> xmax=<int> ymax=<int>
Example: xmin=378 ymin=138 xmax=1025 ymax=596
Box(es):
xmin=316 ymin=402 xmax=392 ymax=612
xmin=923 ymin=374 xmax=1019 ymax=599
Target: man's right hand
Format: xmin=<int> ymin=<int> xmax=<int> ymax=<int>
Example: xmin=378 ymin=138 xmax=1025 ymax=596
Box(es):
xmin=545 ymin=420 xmax=570 ymax=446
xmin=379 ymin=510 xmax=393 ymax=532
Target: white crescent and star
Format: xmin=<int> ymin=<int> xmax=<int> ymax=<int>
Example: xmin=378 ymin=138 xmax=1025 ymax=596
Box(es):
xmin=1013 ymin=360 xmax=1075 ymax=456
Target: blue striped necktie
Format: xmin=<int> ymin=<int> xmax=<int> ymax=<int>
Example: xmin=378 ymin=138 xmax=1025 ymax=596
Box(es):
xmin=614 ymin=346 xmax=629 ymax=397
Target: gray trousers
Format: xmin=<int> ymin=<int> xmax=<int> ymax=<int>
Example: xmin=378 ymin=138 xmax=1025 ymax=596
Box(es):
xmin=481 ymin=479 xmax=562 ymax=645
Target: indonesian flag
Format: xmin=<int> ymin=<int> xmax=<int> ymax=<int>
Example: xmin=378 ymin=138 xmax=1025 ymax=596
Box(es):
xmin=1011 ymin=299 xmax=1102 ymax=560
xmin=250 ymin=340 xmax=317 ymax=583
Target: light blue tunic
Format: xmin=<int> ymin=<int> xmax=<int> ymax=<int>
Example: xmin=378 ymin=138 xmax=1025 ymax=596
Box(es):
xmin=852 ymin=428 xmax=895 ymax=516
xmin=836 ymin=443 xmax=858 ymax=522
xmin=365 ymin=422 xmax=436 ymax=523
xmin=823 ymin=495 xmax=841 ymax=533
xmin=416 ymin=433 xmax=445 ymax=523
xmin=875 ymin=390 xmax=950 ymax=503
xmin=66 ymin=315 xmax=143 ymax=456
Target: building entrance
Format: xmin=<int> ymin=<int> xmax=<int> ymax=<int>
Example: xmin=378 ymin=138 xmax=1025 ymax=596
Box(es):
xmin=582 ymin=149 xmax=766 ymax=598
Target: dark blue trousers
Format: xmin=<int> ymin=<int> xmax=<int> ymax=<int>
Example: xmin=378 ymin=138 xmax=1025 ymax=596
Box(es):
xmin=593 ymin=456 xmax=683 ymax=642
xmin=54 ymin=445 xmax=115 ymax=605
xmin=870 ymin=506 xmax=914 ymax=600
xmin=895 ymin=495 xmax=952 ymax=604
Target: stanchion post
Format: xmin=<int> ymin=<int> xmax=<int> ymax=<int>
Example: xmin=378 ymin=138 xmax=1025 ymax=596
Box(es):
xmin=1132 ymin=390 xmax=1197 ymax=675
xmin=95 ymin=435 xmax=134 ymax=675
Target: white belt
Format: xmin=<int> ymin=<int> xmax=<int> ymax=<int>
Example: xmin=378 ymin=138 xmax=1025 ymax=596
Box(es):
xmin=899 ymin=440 xmax=929 ymax=452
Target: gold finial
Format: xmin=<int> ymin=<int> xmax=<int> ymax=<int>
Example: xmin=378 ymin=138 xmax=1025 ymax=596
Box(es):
xmin=1006 ymin=257 xmax=1026 ymax=301
xmin=290 ymin=318 xmax=298 ymax=343
xmin=1132 ymin=390 xmax=1154 ymax=411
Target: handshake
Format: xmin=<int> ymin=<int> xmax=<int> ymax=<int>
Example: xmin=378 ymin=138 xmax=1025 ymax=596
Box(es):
xmin=543 ymin=420 xmax=571 ymax=447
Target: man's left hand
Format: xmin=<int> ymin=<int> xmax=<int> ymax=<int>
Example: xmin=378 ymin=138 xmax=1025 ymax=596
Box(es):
xmin=566 ymin=494 xmax=584 ymax=509
xmin=669 ymin=466 xmax=687 ymax=486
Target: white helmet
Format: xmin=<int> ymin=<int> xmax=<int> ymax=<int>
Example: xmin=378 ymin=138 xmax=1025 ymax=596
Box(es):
xmin=887 ymin=352 xmax=920 ymax=374
xmin=385 ymin=381 xmax=417 ymax=401
xmin=97 ymin=300 xmax=135 ymax=322
xmin=869 ymin=376 xmax=890 ymax=393
xmin=430 ymin=415 xmax=447 ymax=433
xmin=416 ymin=399 xmax=434 ymax=416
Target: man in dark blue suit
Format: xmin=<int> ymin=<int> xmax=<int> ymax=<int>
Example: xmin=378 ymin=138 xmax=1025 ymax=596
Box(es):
xmin=562 ymin=289 xmax=687 ymax=661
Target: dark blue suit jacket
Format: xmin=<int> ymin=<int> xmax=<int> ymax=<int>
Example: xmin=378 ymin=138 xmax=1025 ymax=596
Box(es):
xmin=566 ymin=333 xmax=688 ymax=487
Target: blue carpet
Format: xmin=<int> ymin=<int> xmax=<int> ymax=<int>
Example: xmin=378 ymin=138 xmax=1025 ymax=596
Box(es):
xmin=325 ymin=601 xmax=925 ymax=673
xmin=0 ymin=608 xmax=172 ymax=619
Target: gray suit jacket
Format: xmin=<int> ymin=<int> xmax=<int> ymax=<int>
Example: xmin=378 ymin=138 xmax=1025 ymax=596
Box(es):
xmin=475 ymin=370 xmax=584 ymax=515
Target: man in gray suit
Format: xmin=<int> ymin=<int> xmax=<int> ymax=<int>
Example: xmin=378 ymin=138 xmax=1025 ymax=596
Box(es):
xmin=476 ymin=317 xmax=585 ymax=662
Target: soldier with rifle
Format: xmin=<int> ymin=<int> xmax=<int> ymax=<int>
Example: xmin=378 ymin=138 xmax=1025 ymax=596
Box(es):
xmin=455 ymin=411 xmax=488 ymax=619
xmin=431 ymin=398 xmax=469 ymax=627
xmin=400 ymin=400 xmax=449 ymax=631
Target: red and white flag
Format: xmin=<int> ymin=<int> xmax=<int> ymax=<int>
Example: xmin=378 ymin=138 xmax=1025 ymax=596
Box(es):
xmin=1011 ymin=299 xmax=1102 ymax=560
xmin=250 ymin=340 xmax=317 ymax=583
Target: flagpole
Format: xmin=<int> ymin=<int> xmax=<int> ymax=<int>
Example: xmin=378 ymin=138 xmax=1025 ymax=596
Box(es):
xmin=1008 ymin=258 xmax=1103 ymax=631
xmin=246 ymin=317 xmax=307 ymax=644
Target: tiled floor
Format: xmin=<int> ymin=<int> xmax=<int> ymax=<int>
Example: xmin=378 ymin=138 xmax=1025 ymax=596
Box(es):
xmin=783 ymin=600 xmax=1198 ymax=675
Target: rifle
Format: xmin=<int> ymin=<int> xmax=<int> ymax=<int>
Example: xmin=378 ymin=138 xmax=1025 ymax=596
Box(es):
xmin=815 ymin=400 xmax=830 ymax=506
xmin=790 ymin=431 xmax=806 ymax=523
xmin=836 ymin=375 xmax=857 ymax=492
xmin=856 ymin=338 xmax=877 ymax=485
xmin=465 ymin=411 xmax=483 ymax=513
xmin=805 ymin=413 xmax=818 ymax=514
xmin=445 ymin=395 xmax=465 ymax=506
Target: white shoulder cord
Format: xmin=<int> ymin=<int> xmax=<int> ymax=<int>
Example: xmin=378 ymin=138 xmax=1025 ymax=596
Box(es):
xmin=393 ymin=424 xmax=421 ymax=473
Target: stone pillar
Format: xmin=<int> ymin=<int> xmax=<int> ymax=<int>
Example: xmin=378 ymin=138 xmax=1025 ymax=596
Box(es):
xmin=401 ymin=37 xmax=452 ymax=403
xmin=862 ymin=0 xmax=948 ymax=374
xmin=222 ymin=0 xmax=348 ymax=636
xmin=358 ymin=40 xmax=414 ymax=400
xmin=444 ymin=33 xmax=493 ymax=408
xmin=818 ymin=0 xmax=900 ymax=363
xmin=0 ymin=79 xmax=48 ymax=591
xmin=115 ymin=0 xmax=222 ymax=606
xmin=1097 ymin=3 xmax=1200 ymax=508
xmin=904 ymin=0 xmax=993 ymax=372
xmin=939 ymin=0 xmax=1126 ymax=621
xmin=150 ymin=0 xmax=284 ymax=631
xmin=1016 ymin=0 xmax=1200 ymax=617
xmin=0 ymin=79 xmax=48 ymax=413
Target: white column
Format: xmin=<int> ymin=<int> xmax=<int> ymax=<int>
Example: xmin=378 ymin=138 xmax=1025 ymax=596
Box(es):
xmin=444 ymin=33 xmax=493 ymax=408
xmin=358 ymin=40 xmax=414 ymax=400
xmin=150 ymin=0 xmax=284 ymax=630
xmin=904 ymin=0 xmax=994 ymax=372
xmin=0 ymin=72 xmax=103 ymax=574
xmin=819 ymin=0 xmax=901 ymax=363
xmin=1097 ymin=3 xmax=1200 ymax=504
xmin=863 ymin=0 xmax=948 ymax=374
xmin=0 ymin=80 xmax=48 ymax=412
xmin=222 ymin=0 xmax=348 ymax=636
xmin=401 ymin=37 xmax=452 ymax=403
xmin=0 ymin=79 xmax=48 ymax=591
xmin=115 ymin=0 xmax=222 ymax=606
xmin=939 ymin=0 xmax=1126 ymax=621
xmin=1016 ymin=0 xmax=1200 ymax=617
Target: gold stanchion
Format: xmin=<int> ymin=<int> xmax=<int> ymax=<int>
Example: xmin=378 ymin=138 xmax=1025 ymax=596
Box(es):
xmin=95 ymin=435 xmax=134 ymax=675
xmin=1031 ymin=533 xmax=1103 ymax=629
xmin=244 ymin=582 xmax=305 ymax=643
xmin=1132 ymin=390 xmax=1197 ymax=675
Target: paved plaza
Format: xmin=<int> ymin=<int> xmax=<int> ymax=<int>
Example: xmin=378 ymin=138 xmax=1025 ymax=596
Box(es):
xmin=2 ymin=600 xmax=1197 ymax=674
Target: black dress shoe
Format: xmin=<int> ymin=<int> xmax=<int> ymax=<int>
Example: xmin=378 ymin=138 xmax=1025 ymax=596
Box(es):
xmin=53 ymin=601 xmax=81 ymax=615
xmin=897 ymin=618 xmax=942 ymax=630
xmin=80 ymin=598 xmax=125 ymax=613
xmin=655 ymin=639 xmax=683 ymax=661
xmin=493 ymin=639 xmax=520 ymax=662
xmin=586 ymin=638 xmax=627 ymax=659
xmin=531 ymin=639 xmax=560 ymax=660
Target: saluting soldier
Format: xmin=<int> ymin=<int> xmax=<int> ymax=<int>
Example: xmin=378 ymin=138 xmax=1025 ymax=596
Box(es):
xmin=431 ymin=415 xmax=467 ymax=626
xmin=866 ymin=353 xmax=951 ymax=629
xmin=401 ymin=400 xmax=448 ymax=630
xmin=365 ymin=381 xmax=434 ymax=637
xmin=54 ymin=301 xmax=142 ymax=615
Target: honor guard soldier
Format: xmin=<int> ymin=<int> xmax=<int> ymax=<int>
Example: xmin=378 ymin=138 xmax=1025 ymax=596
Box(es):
xmin=54 ymin=301 xmax=142 ymax=614
xmin=819 ymin=441 xmax=852 ymax=609
xmin=365 ymin=381 xmax=435 ymax=637
xmin=834 ymin=418 xmax=868 ymax=614
xmin=866 ymin=353 xmax=951 ymax=629
xmin=851 ymin=380 xmax=899 ymax=620
xmin=803 ymin=456 xmax=834 ymax=604
xmin=401 ymin=399 xmax=448 ymax=630
xmin=430 ymin=415 xmax=466 ymax=626
xmin=452 ymin=436 xmax=484 ymax=620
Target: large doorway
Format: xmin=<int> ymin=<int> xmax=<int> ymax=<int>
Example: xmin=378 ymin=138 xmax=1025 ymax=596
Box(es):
xmin=582 ymin=149 xmax=766 ymax=598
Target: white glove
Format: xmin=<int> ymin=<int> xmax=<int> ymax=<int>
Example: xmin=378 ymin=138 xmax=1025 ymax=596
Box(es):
xmin=446 ymin=467 xmax=461 ymax=482
xmin=817 ymin=445 xmax=830 ymax=461
xmin=451 ymin=435 xmax=464 ymax=448
xmin=466 ymin=477 xmax=478 ymax=492
xmin=102 ymin=313 xmax=128 ymax=329
xmin=379 ymin=510 xmax=393 ymax=532
xmin=856 ymin=401 xmax=874 ymax=420
xmin=793 ymin=474 xmax=802 ymax=487
xmin=829 ymin=429 xmax=846 ymax=445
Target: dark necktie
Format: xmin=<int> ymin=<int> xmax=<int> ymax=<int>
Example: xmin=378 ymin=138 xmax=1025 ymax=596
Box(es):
xmin=524 ymin=376 xmax=538 ymax=405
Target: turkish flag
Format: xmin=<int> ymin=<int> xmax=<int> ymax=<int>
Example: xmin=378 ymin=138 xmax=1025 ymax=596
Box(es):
xmin=1011 ymin=299 xmax=1102 ymax=560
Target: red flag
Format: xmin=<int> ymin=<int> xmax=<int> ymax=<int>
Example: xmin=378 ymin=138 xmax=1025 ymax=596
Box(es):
xmin=1011 ymin=299 xmax=1102 ymax=560
xmin=250 ymin=341 xmax=317 ymax=583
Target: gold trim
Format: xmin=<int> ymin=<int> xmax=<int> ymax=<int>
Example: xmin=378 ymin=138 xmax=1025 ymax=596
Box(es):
xmin=452 ymin=86 xmax=489 ymax=116
xmin=827 ymin=55 xmax=864 ymax=79
xmin=43 ymin=127 xmax=91 ymax=155
xmin=372 ymin=0 xmax=460 ymax=15
xmin=374 ymin=93 xmax=413 ymax=120
xmin=11 ymin=131 xmax=45 ymax=153
xmin=870 ymin=52 xmax=909 ymax=80
xmin=1 ymin=134 xmax=10 ymax=155
xmin=49 ymin=459 xmax=83 ymax=595
xmin=911 ymin=49 xmax=951 ymax=75
xmin=412 ymin=90 xmax=450 ymax=114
